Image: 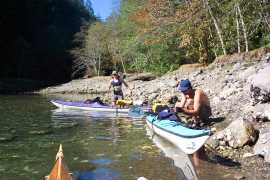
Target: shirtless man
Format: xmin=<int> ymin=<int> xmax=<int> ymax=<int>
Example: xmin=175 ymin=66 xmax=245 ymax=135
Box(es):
xmin=175 ymin=79 xmax=212 ymax=126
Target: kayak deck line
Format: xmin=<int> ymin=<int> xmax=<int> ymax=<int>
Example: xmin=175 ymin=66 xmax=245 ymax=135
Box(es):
xmin=148 ymin=116 xmax=211 ymax=138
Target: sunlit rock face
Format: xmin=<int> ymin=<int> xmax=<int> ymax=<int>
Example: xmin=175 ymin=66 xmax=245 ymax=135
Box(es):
xmin=249 ymin=65 xmax=270 ymax=105
xmin=207 ymin=118 xmax=258 ymax=149
xmin=254 ymin=123 xmax=270 ymax=163
xmin=249 ymin=64 xmax=270 ymax=122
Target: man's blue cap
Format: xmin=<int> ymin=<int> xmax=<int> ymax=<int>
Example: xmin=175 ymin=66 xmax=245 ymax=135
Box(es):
xmin=177 ymin=79 xmax=191 ymax=92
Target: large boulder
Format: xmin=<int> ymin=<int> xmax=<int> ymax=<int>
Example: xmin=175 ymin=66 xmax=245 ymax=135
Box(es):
xmin=249 ymin=65 xmax=270 ymax=104
xmin=254 ymin=123 xmax=270 ymax=163
xmin=208 ymin=118 xmax=258 ymax=149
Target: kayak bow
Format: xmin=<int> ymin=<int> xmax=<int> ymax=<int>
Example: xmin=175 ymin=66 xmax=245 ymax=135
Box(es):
xmin=146 ymin=115 xmax=210 ymax=154
xmin=45 ymin=144 xmax=73 ymax=180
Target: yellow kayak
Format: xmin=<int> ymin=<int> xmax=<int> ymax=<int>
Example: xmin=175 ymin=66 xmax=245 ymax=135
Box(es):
xmin=45 ymin=144 xmax=73 ymax=180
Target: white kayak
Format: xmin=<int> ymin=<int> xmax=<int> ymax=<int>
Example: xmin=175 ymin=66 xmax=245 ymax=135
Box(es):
xmin=147 ymin=128 xmax=198 ymax=180
xmin=50 ymin=100 xmax=130 ymax=113
xmin=146 ymin=115 xmax=211 ymax=154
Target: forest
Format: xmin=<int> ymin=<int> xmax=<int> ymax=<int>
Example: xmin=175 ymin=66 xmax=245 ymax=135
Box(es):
xmin=0 ymin=0 xmax=270 ymax=89
xmin=76 ymin=0 xmax=270 ymax=76
xmin=0 ymin=0 xmax=96 ymax=83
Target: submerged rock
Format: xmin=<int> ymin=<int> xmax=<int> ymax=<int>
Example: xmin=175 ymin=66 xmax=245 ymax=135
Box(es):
xmin=28 ymin=129 xmax=52 ymax=135
xmin=53 ymin=122 xmax=79 ymax=129
xmin=137 ymin=177 xmax=148 ymax=180
xmin=0 ymin=133 xmax=16 ymax=142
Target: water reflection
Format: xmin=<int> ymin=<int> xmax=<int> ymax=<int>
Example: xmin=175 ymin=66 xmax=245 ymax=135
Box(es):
xmin=74 ymin=168 xmax=120 ymax=180
xmin=146 ymin=128 xmax=198 ymax=180
xmin=51 ymin=108 xmax=130 ymax=120
xmin=1 ymin=95 xmax=222 ymax=180
xmin=49 ymin=106 xmax=182 ymax=179
xmin=75 ymin=158 xmax=119 ymax=180
xmin=91 ymin=158 xmax=114 ymax=166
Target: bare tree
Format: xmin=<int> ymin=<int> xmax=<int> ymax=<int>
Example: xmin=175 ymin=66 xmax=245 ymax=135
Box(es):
xmin=236 ymin=3 xmax=249 ymax=52
xmin=235 ymin=4 xmax=241 ymax=53
xmin=203 ymin=0 xmax=227 ymax=55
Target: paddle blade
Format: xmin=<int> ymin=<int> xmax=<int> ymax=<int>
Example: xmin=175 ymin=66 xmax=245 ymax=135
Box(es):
xmin=128 ymin=106 xmax=145 ymax=117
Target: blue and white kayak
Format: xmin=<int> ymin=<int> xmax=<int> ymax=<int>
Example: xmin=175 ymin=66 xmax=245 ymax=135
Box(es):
xmin=50 ymin=100 xmax=130 ymax=113
xmin=146 ymin=115 xmax=211 ymax=154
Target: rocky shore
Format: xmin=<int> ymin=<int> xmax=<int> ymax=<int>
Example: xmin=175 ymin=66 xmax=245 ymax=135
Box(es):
xmin=39 ymin=49 xmax=270 ymax=179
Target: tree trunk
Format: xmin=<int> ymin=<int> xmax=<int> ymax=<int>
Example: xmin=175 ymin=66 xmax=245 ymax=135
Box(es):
xmin=257 ymin=0 xmax=270 ymax=31
xmin=263 ymin=15 xmax=270 ymax=30
xmin=98 ymin=55 xmax=101 ymax=76
xmin=235 ymin=5 xmax=241 ymax=53
xmin=208 ymin=26 xmax=218 ymax=58
xmin=92 ymin=59 xmax=98 ymax=75
xmin=203 ymin=0 xmax=227 ymax=55
xmin=237 ymin=4 xmax=249 ymax=52
xmin=120 ymin=55 xmax=126 ymax=74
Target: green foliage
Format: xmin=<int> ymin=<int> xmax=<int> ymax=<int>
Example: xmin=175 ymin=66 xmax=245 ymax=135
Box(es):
xmin=261 ymin=34 xmax=270 ymax=48
xmin=79 ymin=0 xmax=270 ymax=77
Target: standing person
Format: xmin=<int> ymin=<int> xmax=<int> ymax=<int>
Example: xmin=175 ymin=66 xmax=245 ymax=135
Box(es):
xmin=109 ymin=71 xmax=129 ymax=106
xmin=175 ymin=79 xmax=212 ymax=126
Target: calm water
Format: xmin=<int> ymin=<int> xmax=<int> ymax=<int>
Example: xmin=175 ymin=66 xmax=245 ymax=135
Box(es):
xmin=0 ymin=95 xmax=236 ymax=180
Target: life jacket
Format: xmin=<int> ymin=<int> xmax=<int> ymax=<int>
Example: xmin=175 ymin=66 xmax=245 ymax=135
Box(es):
xmin=152 ymin=103 xmax=169 ymax=113
xmin=116 ymin=99 xmax=133 ymax=106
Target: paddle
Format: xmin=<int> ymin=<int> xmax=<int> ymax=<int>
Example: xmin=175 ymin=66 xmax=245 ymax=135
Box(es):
xmin=128 ymin=105 xmax=153 ymax=117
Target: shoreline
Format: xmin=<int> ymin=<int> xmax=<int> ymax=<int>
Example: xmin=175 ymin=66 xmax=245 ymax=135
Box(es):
xmin=37 ymin=52 xmax=270 ymax=179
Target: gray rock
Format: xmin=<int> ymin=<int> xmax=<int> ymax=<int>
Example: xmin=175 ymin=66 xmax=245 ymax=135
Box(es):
xmin=210 ymin=118 xmax=257 ymax=148
xmin=254 ymin=103 xmax=270 ymax=121
xmin=249 ymin=65 xmax=270 ymax=104
xmin=254 ymin=123 xmax=270 ymax=163
xmin=238 ymin=66 xmax=257 ymax=81
xmin=219 ymin=88 xmax=237 ymax=99
xmin=232 ymin=62 xmax=242 ymax=72
xmin=261 ymin=52 xmax=270 ymax=62
xmin=234 ymin=174 xmax=245 ymax=180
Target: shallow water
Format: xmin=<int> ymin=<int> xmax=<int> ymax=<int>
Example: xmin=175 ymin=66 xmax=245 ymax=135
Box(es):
xmin=0 ymin=95 xmax=237 ymax=180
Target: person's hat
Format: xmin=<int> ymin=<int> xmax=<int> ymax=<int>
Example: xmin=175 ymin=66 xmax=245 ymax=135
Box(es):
xmin=177 ymin=79 xmax=191 ymax=92
xmin=111 ymin=71 xmax=117 ymax=75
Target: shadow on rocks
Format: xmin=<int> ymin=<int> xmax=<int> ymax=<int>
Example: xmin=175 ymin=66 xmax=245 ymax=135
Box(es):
xmin=205 ymin=117 xmax=226 ymax=126
xmin=206 ymin=151 xmax=241 ymax=167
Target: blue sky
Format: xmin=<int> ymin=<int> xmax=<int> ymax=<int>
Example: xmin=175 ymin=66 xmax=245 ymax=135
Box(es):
xmin=91 ymin=0 xmax=120 ymax=20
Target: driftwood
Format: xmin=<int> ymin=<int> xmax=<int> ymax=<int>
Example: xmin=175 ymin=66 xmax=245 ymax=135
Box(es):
xmin=128 ymin=73 xmax=156 ymax=82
